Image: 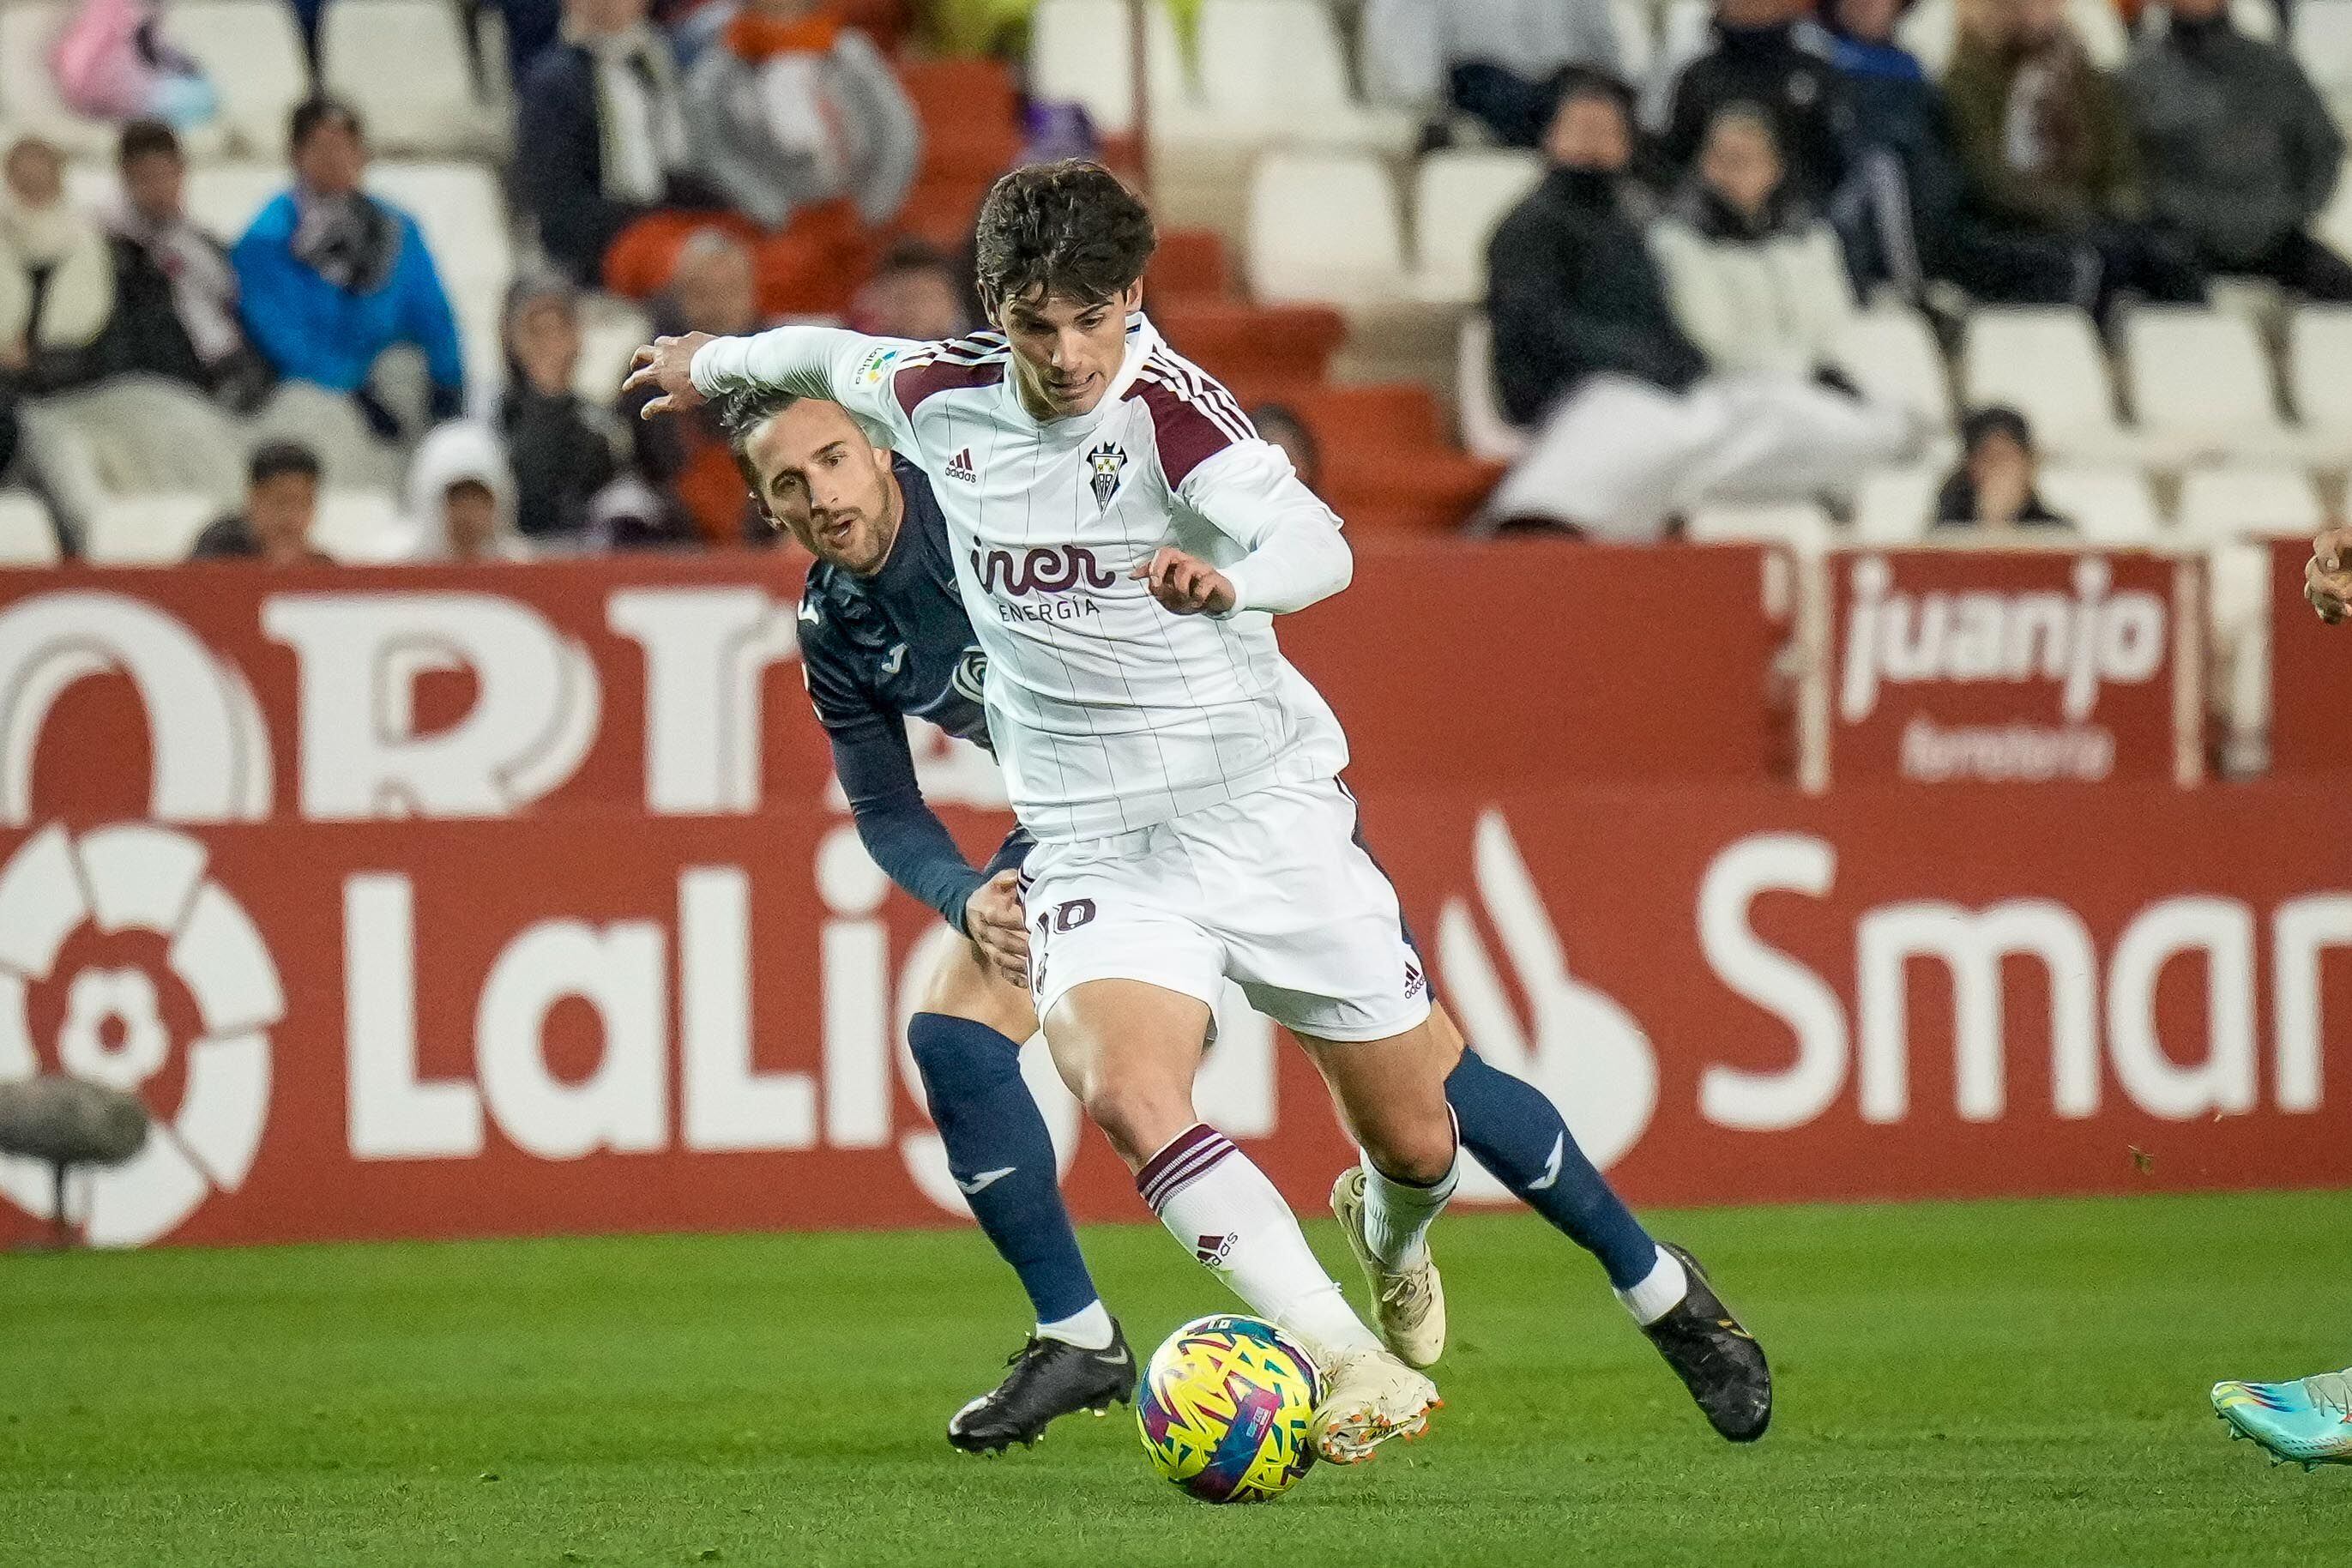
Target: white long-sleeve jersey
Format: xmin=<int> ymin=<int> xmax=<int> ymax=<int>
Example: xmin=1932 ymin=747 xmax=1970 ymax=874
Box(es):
xmin=693 ymin=313 xmax=1354 ymax=841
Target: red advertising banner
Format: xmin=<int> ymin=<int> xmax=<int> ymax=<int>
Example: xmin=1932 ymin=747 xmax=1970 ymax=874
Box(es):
xmin=2265 ymin=536 xmax=2345 ymax=775
xmin=2 ymin=548 xmax=2342 ymax=1251
xmin=1825 ymin=549 xmax=2197 ymax=785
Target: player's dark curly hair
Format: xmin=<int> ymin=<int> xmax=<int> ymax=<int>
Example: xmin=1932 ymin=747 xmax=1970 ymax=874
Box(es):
xmin=973 ymin=160 xmax=1157 ymax=314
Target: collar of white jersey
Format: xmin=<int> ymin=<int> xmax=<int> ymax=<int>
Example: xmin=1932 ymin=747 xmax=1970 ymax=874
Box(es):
xmin=998 ymin=311 xmax=1159 ymax=435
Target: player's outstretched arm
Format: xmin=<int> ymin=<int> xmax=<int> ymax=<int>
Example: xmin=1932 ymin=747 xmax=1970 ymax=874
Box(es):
xmin=1172 ymin=441 xmax=1354 ymax=618
xmin=627 ymin=325 xmax=924 ymax=448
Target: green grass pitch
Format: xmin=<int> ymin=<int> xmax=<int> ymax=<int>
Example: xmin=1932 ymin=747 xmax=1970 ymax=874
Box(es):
xmin=6 ymin=1191 xmax=2351 ymax=1566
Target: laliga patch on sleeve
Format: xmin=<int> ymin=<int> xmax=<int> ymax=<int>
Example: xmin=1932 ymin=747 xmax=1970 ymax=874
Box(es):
xmin=857 ymin=347 xmax=899 ymax=386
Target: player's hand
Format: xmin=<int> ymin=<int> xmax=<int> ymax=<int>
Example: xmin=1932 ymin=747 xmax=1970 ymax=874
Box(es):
xmin=962 ymin=870 xmax=1031 ymax=988
xmin=2307 ymin=527 xmax=2352 ymax=624
xmin=1132 ymin=547 xmax=1236 ymax=617
xmin=624 ymin=333 xmax=715 ymax=418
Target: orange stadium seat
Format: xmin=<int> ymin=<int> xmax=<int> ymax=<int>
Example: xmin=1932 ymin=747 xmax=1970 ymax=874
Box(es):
xmin=1145 ymin=230 xmax=1234 ymax=304
xmin=1150 ymin=299 xmax=1349 ymax=404
xmin=895 ymin=59 xmax=1022 ymax=253
xmin=1288 ymin=384 xmax=1505 ymax=535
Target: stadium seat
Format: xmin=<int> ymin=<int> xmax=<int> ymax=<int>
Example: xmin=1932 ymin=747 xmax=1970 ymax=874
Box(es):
xmin=2036 ymin=465 xmax=2164 ymax=544
xmin=1 ymin=4 xmax=130 ymax=157
xmin=575 ymin=294 xmax=652 ymax=406
xmin=322 ymin=0 xmax=496 ymax=155
xmin=1660 ymin=0 xmax=1711 ymax=69
xmin=2289 ymin=304 xmax=2352 ymax=441
xmin=2175 ymin=465 xmax=2326 ymax=540
xmin=1288 ymin=383 xmax=1505 ymax=534
xmin=314 ymin=489 xmax=412 ymax=562
xmin=183 ymin=162 xmax=287 ymax=241
xmin=1455 ymin=314 xmax=1529 ymax=462
xmin=1685 ymin=501 xmax=1836 ymax=558
xmin=369 ymin=163 xmax=511 ymax=288
xmin=165 ymin=1 xmax=310 ymax=158
xmin=1406 ymin=149 xmax=1542 ymax=305
xmin=1851 ymin=466 xmax=1939 ymax=545
xmin=1830 ymin=305 xmax=1957 ymax=435
xmin=900 ymin=58 xmax=1020 ymax=184
xmin=2124 ymin=306 xmax=2330 ymax=464
xmin=1245 ymin=151 xmax=1408 ymax=308
xmin=1150 ymin=299 xmax=1348 ymax=401
xmin=1146 ymin=229 xmax=1233 ymax=303
xmin=1190 ymin=0 xmax=1414 ymax=150
xmin=1028 ymin=0 xmax=1191 ymax=140
xmin=0 ymin=492 xmax=61 ymax=565
xmin=1612 ymin=0 xmax=1656 ymax=80
xmin=2295 ymin=0 xmax=2352 ymax=109
xmin=82 ymin=493 xmax=216 ymax=564
xmin=1961 ymin=307 xmax=2143 ymax=464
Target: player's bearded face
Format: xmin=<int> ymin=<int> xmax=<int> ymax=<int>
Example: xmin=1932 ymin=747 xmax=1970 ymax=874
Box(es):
xmin=995 ymin=282 xmax=1143 ymax=419
xmin=749 ymin=401 xmax=902 ymax=576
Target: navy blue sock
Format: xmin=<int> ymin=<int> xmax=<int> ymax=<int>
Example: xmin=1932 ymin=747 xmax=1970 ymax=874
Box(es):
xmin=908 ymin=1012 xmax=1101 ymax=1324
xmin=1444 ymin=1049 xmax=1660 ymax=1290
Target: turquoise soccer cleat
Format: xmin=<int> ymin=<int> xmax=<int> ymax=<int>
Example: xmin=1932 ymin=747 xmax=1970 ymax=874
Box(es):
xmin=2212 ymin=1370 xmax=2352 ymax=1470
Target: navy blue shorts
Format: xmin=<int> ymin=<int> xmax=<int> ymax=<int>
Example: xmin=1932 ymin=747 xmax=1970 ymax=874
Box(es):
xmin=982 ymin=826 xmax=1034 ymax=882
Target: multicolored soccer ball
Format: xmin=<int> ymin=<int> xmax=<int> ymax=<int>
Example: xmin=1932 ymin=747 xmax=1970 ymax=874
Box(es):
xmin=1135 ymin=1314 xmax=1321 ymax=1504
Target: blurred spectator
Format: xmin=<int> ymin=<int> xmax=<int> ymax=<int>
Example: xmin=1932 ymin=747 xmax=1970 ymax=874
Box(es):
xmin=0 ymin=135 xmax=115 ymax=396
xmin=406 ymin=421 xmax=530 ymax=562
xmin=1944 ymin=0 xmax=2205 ymax=312
xmin=498 ymin=274 xmax=625 ymax=540
xmin=1649 ymin=106 xmax=1858 ymax=380
xmin=1482 ymin=74 xmax=1914 ymax=538
xmin=679 ymin=0 xmax=920 ymax=318
xmin=2124 ymin=0 xmax=2352 ymax=298
xmin=847 ymin=239 xmax=970 ymax=340
xmin=1361 ymin=0 xmax=1624 ymax=149
xmin=190 ymin=440 xmax=331 ymax=562
xmin=1251 ymin=404 xmax=1323 ymax=492
xmin=622 ymin=228 xmax=765 ymax=543
xmin=98 ymin=120 xmax=268 ymax=407
xmin=1934 ymin=405 xmax=2070 ymax=528
xmin=51 ymin=0 xmax=217 ymax=130
xmin=1649 ymin=0 xmax=1849 ymax=204
xmin=232 ymin=99 xmax=466 ymax=447
xmin=517 ymin=0 xmax=726 ymax=290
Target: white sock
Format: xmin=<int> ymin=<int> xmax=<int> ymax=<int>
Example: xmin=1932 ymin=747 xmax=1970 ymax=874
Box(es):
xmin=1359 ymin=1153 xmax=1459 ymax=1272
xmin=1139 ymin=1124 xmax=1378 ymax=1363
xmin=1035 ymin=1299 xmax=1116 ymax=1350
xmin=1616 ymin=1245 xmax=1690 ymax=1326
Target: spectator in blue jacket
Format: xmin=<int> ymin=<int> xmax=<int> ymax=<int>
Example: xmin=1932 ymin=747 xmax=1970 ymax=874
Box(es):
xmin=232 ymin=97 xmax=463 ymax=438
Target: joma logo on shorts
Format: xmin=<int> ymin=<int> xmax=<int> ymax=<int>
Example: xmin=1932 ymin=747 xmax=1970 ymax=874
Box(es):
xmin=970 ymin=545 xmax=1118 ymax=597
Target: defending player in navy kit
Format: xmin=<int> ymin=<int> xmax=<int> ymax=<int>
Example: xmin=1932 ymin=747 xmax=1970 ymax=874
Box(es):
xmin=703 ymin=386 xmax=1770 ymax=1454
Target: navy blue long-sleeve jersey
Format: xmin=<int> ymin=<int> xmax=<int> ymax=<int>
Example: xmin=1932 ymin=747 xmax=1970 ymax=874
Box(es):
xmin=799 ymin=455 xmax=1007 ymax=932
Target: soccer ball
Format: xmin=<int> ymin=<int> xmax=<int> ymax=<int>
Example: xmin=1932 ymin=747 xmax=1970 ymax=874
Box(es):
xmin=1135 ymin=1314 xmax=1321 ymax=1504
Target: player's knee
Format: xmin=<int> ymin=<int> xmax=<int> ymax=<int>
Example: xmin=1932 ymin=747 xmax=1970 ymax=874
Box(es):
xmin=1078 ymin=1071 xmax=1194 ymax=1169
xmin=1358 ymin=1107 xmax=1458 ymax=1187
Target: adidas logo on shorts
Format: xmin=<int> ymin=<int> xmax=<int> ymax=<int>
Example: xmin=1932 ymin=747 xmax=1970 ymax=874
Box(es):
xmin=1404 ymin=960 xmax=1426 ymax=1001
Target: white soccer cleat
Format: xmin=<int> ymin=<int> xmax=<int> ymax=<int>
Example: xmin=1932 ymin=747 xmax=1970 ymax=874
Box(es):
xmin=1306 ymin=1345 xmax=1441 ymax=1465
xmin=1330 ymin=1165 xmax=1448 ymax=1369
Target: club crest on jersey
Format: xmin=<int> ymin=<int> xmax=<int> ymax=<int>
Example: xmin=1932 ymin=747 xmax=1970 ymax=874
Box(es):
xmin=1085 ymin=441 xmax=1128 ymax=510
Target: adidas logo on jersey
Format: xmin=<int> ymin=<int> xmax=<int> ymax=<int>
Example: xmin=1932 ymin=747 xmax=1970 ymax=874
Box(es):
xmin=945 ymin=448 xmax=978 ymax=483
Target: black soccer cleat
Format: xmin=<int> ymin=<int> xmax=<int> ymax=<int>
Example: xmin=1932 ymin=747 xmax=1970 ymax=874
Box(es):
xmin=1641 ymin=1242 xmax=1771 ymax=1443
xmin=946 ymin=1321 xmax=1137 ymax=1454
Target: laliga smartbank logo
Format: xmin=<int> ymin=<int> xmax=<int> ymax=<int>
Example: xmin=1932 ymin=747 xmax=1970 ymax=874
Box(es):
xmin=1840 ymin=555 xmax=2168 ymax=782
xmin=0 ymin=823 xmax=283 ymax=1245
xmin=1438 ymin=811 xmax=1656 ymax=1197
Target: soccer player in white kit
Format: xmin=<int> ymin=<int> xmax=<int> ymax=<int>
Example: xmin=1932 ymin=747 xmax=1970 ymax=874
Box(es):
xmin=628 ymin=162 xmax=1456 ymax=1462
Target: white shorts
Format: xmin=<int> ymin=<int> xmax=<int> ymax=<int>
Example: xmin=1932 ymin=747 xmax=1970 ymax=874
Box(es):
xmin=1022 ymin=778 xmax=1432 ymax=1043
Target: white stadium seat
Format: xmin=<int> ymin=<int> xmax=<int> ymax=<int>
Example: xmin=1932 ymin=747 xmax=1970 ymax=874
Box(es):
xmin=1831 ymin=305 xmax=1956 ymax=434
xmin=2037 ymin=466 xmax=2162 ymax=544
xmin=1245 ymin=150 xmax=1408 ymax=307
xmin=576 ymin=295 xmax=654 ymax=405
xmin=1028 ymin=0 xmax=1191 ymax=140
xmin=1454 ymin=313 xmax=1529 ymax=462
xmin=1962 ymin=307 xmax=2141 ymax=464
xmin=1189 ymin=0 xmax=1412 ymax=150
xmin=2289 ymin=305 xmax=2352 ymax=440
xmin=0 ymin=492 xmax=60 ymax=564
xmin=322 ymin=0 xmax=492 ymax=155
xmin=1852 ymin=466 xmax=1939 ymax=545
xmin=367 ymin=163 xmax=511 ymax=287
xmin=83 ymin=493 xmax=216 ymax=564
xmin=165 ymin=1 xmax=310 ymax=158
xmin=2295 ymin=0 xmax=2352 ymax=106
xmin=2124 ymin=306 xmax=2328 ymax=464
xmin=314 ymin=490 xmax=413 ymax=562
xmin=1660 ymin=0 xmax=1711 ymax=69
xmin=2175 ymin=465 xmax=2326 ymax=540
xmin=1407 ymin=149 xmax=1541 ymax=305
xmin=1 ymin=3 xmax=124 ymax=157
xmin=1686 ymin=501 xmax=1835 ymax=558
xmin=184 ymin=162 xmax=288 ymax=242
xmin=1612 ymin=0 xmax=1656 ymax=80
